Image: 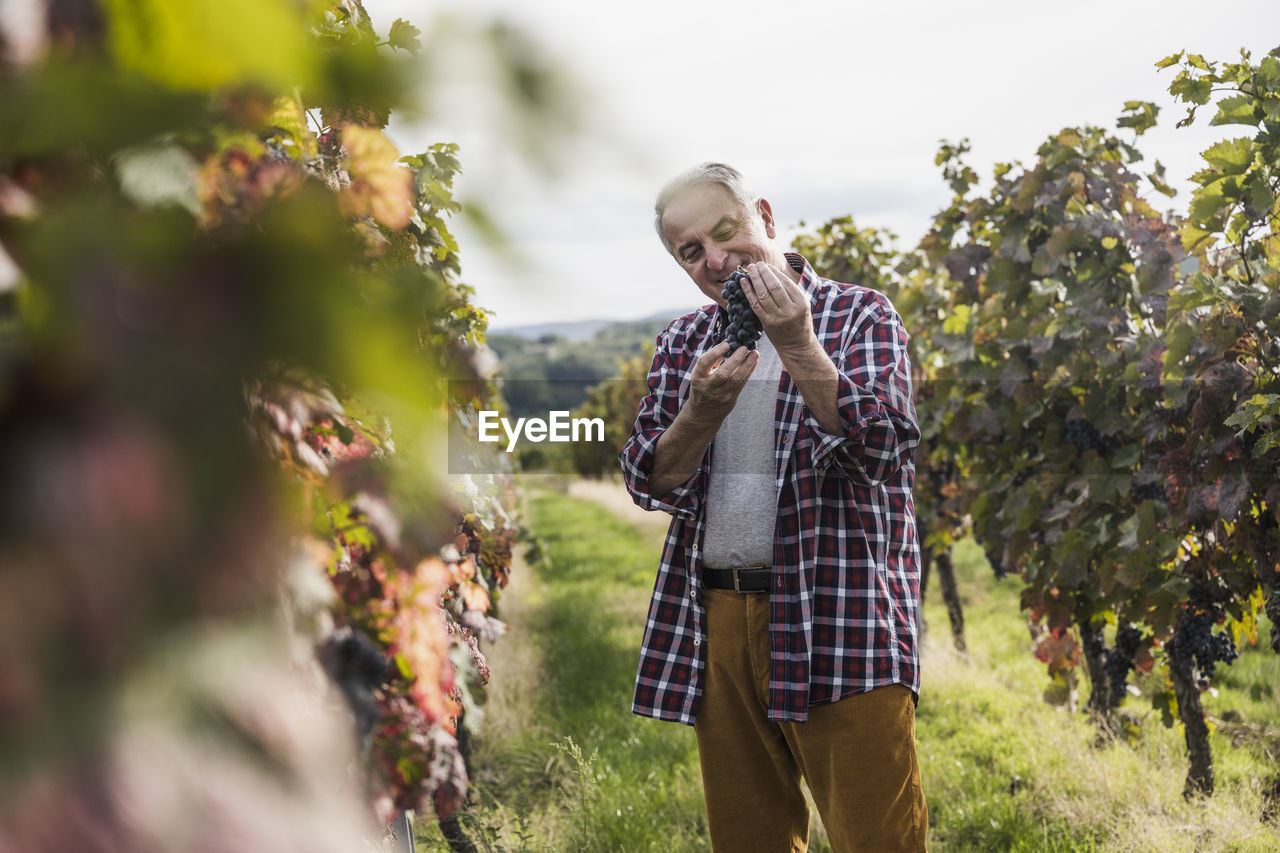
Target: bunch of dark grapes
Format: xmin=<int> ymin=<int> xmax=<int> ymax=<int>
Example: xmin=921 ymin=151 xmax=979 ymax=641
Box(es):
xmin=1131 ymin=481 xmax=1167 ymax=504
xmin=721 ymin=269 xmax=763 ymax=354
xmin=317 ymin=627 xmax=391 ymax=742
xmin=1103 ymin=623 xmax=1143 ymax=707
xmin=1187 ymin=580 xmax=1213 ymax=612
xmin=1168 ymin=587 xmax=1240 ymax=688
xmin=983 ymin=541 xmax=1006 ymax=579
xmin=1239 ymin=427 xmax=1260 ymax=457
xmin=1065 ymin=418 xmax=1104 ymax=454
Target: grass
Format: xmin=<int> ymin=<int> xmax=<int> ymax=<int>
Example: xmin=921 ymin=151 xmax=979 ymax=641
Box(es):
xmin=417 ymin=479 xmax=1280 ymax=852
xmin=415 ymin=482 xmax=708 ymax=852
xmin=919 ymin=538 xmax=1280 ymax=853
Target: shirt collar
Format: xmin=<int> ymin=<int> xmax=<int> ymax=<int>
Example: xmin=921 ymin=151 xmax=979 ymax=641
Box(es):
xmin=784 ymin=252 xmax=822 ymax=301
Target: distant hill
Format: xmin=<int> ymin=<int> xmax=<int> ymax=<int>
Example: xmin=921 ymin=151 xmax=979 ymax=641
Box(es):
xmin=486 ymin=309 xmax=693 ymax=420
xmin=491 ymin=308 xmax=691 ymax=342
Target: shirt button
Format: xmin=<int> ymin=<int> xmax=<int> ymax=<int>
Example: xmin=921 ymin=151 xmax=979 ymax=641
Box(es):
xmin=693 ymin=636 xmax=702 ymax=646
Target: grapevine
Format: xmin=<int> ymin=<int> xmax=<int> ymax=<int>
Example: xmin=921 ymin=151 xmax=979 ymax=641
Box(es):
xmin=793 ymin=44 xmax=1280 ymax=799
xmin=0 ymin=0 xmax=550 ymax=846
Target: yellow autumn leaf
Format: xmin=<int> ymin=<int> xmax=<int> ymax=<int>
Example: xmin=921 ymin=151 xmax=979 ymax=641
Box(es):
xmin=267 ymin=92 xmax=317 ymax=161
xmin=339 ymin=125 xmax=412 ymax=230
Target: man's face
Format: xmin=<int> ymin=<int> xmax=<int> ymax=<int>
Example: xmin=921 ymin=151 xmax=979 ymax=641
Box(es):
xmin=660 ymin=183 xmax=781 ymax=307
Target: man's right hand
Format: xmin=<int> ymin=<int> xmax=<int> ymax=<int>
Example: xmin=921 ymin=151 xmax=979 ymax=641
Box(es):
xmin=648 ymin=341 xmax=758 ymax=497
xmin=686 ymin=341 xmax=759 ymax=424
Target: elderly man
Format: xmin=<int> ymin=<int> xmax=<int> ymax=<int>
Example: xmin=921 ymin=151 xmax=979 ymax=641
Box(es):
xmin=619 ymin=162 xmax=928 ymax=852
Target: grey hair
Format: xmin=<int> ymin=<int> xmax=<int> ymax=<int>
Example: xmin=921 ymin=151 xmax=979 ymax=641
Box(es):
xmin=654 ymin=162 xmax=756 ymax=254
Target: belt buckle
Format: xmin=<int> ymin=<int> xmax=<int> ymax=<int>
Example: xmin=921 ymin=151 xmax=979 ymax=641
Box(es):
xmin=732 ymin=565 xmax=765 ymax=593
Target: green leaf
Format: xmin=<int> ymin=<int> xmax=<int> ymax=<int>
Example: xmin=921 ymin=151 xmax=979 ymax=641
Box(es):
xmin=1117 ymin=101 xmax=1159 ymax=135
xmin=1179 ymin=222 xmax=1216 ymax=252
xmin=942 ymin=303 xmax=972 ymax=335
xmin=1117 ymin=517 xmax=1139 ymax=552
xmin=1155 ymin=52 xmax=1184 ymax=69
xmin=102 ymin=0 xmax=317 ymax=92
xmin=1200 ymin=137 xmax=1254 ymax=174
xmin=1171 ymin=73 xmax=1213 ymax=106
xmin=1245 ymin=175 xmax=1275 ymax=217
xmin=1187 ymin=179 xmax=1228 ymax=227
xmin=1137 ymin=500 xmax=1157 ymax=541
xmin=1115 ymin=552 xmax=1152 ymax=589
xmin=264 ymin=93 xmax=317 ymax=161
xmin=1259 ymin=55 xmax=1280 ymax=86
xmin=1164 ymin=320 xmax=1195 ymax=367
xmin=1209 ymin=94 xmax=1259 ymax=127
xmin=1110 ymin=442 xmax=1141 ymax=468
xmin=388 ymin=18 xmax=423 ymax=54
xmin=1056 ymin=529 xmax=1088 ymax=587
xmin=1153 ymin=689 xmax=1177 ymax=729
xmin=335 ymin=420 xmax=355 ymax=445
xmin=1146 ymin=161 xmax=1177 ymax=197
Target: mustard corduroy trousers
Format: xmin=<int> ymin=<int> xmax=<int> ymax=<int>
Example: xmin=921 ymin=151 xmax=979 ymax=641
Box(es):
xmin=693 ymin=588 xmax=929 ymax=852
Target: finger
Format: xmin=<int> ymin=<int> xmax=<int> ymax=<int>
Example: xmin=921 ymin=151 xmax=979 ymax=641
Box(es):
xmin=729 ymin=349 xmax=760 ymax=385
xmin=717 ymin=346 xmax=759 ymax=380
xmin=707 ymin=342 xmax=756 ymax=376
xmin=693 ymin=341 xmax=731 ymax=377
xmin=753 ymin=263 xmax=796 ymax=308
xmin=743 ymin=264 xmax=783 ymax=314
xmin=707 ymin=344 xmax=746 ymax=378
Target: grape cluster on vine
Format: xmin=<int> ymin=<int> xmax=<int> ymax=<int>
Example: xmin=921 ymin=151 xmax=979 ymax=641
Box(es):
xmin=1186 ymin=580 xmax=1221 ymax=613
xmin=1131 ymin=481 xmax=1167 ymax=504
xmin=721 ymin=270 xmax=763 ymax=354
xmin=1103 ymin=623 xmax=1143 ymax=707
xmin=982 ymin=541 xmax=1006 ymax=579
xmin=1065 ymin=418 xmax=1104 ymax=455
xmin=1168 ymin=583 xmax=1240 ymax=688
xmin=1237 ymin=427 xmax=1259 ymax=456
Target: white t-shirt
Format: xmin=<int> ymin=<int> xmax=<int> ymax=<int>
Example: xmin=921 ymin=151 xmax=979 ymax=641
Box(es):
xmin=701 ymin=331 xmax=783 ymax=569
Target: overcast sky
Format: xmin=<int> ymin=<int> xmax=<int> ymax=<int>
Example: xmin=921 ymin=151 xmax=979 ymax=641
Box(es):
xmin=363 ymin=0 xmax=1278 ymax=329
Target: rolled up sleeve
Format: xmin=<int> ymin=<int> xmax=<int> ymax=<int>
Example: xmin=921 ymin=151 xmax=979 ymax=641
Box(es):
xmin=806 ymin=301 xmax=919 ymax=487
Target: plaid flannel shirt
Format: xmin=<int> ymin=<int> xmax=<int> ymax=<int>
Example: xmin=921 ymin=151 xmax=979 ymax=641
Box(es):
xmin=619 ymin=253 xmax=921 ymax=725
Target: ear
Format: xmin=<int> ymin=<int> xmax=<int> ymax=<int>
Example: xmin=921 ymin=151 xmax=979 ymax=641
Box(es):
xmin=757 ymin=198 xmax=776 ymax=239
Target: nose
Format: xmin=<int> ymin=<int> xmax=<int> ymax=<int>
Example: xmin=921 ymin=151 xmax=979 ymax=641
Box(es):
xmin=704 ymin=245 xmax=729 ymax=276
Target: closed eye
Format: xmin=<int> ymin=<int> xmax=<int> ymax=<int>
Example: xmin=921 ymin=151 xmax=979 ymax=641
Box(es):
xmin=711 ymin=215 xmax=739 ymax=242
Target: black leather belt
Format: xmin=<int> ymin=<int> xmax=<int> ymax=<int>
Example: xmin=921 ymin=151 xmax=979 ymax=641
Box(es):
xmin=702 ymin=565 xmax=771 ymax=593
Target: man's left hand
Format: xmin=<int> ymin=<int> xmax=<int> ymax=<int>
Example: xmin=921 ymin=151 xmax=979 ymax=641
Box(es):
xmin=741 ymin=262 xmax=815 ymax=356
xmin=742 ymin=261 xmax=843 ymax=434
